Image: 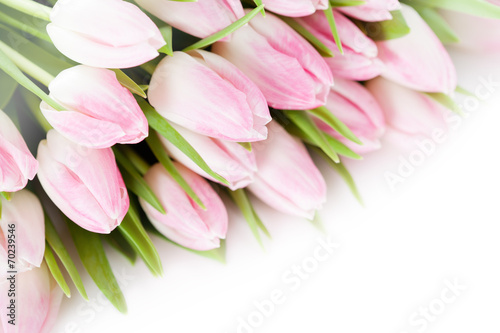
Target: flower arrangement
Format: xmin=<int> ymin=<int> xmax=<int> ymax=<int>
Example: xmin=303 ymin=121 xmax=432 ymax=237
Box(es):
xmin=0 ymin=0 xmax=499 ymax=331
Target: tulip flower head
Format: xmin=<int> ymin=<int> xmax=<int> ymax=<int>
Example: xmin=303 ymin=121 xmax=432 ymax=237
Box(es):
xmin=40 ymin=65 xmax=148 ymax=149
xmin=376 ymin=4 xmax=457 ymax=94
xmin=0 ymin=190 xmax=45 ymax=277
xmin=296 ymin=10 xmax=385 ymax=81
xmin=0 ymin=262 xmax=63 ymax=333
xmin=140 ymin=163 xmax=228 ymax=251
xmin=135 ymin=0 xmax=244 ymax=39
xmin=212 ymin=11 xmax=333 ymax=110
xmin=158 ymin=124 xmax=257 ymax=190
xmin=148 ymin=50 xmax=271 ymax=142
xmin=315 ymin=78 xmax=386 ymax=154
xmin=339 ymin=0 xmax=401 ymax=22
xmin=366 ymin=77 xmax=448 ymax=142
xmin=0 ymin=109 xmax=38 ymax=193
xmin=248 ymin=122 xmax=327 ymax=219
xmin=47 ymin=0 xmax=166 ymax=68
xmin=261 ymin=0 xmax=328 ymax=17
xmin=37 ymin=130 xmax=129 ymax=234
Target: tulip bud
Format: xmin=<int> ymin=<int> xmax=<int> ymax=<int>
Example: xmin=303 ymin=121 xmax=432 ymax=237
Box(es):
xmin=0 ymin=262 xmax=63 ymax=333
xmin=0 ymin=109 xmax=38 ymax=193
xmin=212 ymin=11 xmax=333 ymax=110
xmin=37 ymin=130 xmax=129 ymax=234
xmin=47 ymin=0 xmax=166 ymax=68
xmin=248 ymin=122 xmax=327 ymax=219
xmin=260 ymin=0 xmax=328 ymax=17
xmin=40 ymin=65 xmax=148 ymax=149
xmin=376 ymin=4 xmax=457 ymax=94
xmin=295 ymin=10 xmax=385 ymax=81
xmin=0 ymin=190 xmax=45 ymax=277
xmin=338 ymin=0 xmax=401 ymax=22
xmin=159 ymin=124 xmax=257 ymax=190
xmin=140 ymin=163 xmax=228 ymax=251
xmin=314 ymin=78 xmax=386 ymax=154
xmin=366 ymin=77 xmax=448 ymax=141
xmin=148 ymin=50 xmax=271 ymax=142
xmin=135 ymin=0 xmax=244 ymax=39
xmin=441 ymin=4 xmax=500 ymax=53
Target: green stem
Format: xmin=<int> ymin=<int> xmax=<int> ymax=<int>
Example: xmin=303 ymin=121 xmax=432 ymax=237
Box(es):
xmin=119 ymin=146 xmax=151 ymax=176
xmin=0 ymin=0 xmax=52 ymax=22
xmin=0 ymin=40 xmax=54 ymax=86
xmin=0 ymin=12 xmax=51 ymax=42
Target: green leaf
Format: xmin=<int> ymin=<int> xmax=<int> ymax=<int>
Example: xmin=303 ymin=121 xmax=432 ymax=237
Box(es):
xmin=21 ymin=88 xmax=53 ymax=131
xmin=111 ymin=69 xmax=147 ymax=98
xmin=0 ymin=24 xmax=71 ymax=77
xmin=158 ymin=25 xmax=173 ymax=56
xmin=411 ymin=5 xmax=460 ymax=44
xmin=44 ymin=243 xmax=71 ymax=298
xmin=253 ymin=0 xmax=266 ymax=16
xmin=146 ymin=131 xmax=206 ymax=209
xmin=425 ymin=92 xmax=464 ymax=116
xmin=67 ymin=221 xmax=127 ymax=314
xmin=118 ymin=199 xmax=163 ymax=276
xmin=113 ymin=148 xmax=166 ymax=215
xmin=455 ymin=85 xmax=475 ymax=97
xmin=0 ymin=0 xmax=51 ymax=21
xmin=278 ymin=15 xmax=334 ymax=57
xmin=183 ymin=5 xmax=265 ymax=51
xmin=118 ymin=146 xmax=150 ymax=176
xmin=44 ymin=215 xmax=88 ymax=300
xmin=140 ymin=99 xmax=230 ymax=186
xmin=355 ymin=10 xmax=411 ymax=41
xmin=308 ymin=106 xmax=362 ymax=145
xmin=1 ymin=191 xmax=11 ymax=201
xmin=238 ymin=142 xmax=252 ymax=152
xmin=330 ymin=0 xmax=366 ymax=6
xmin=282 ymin=110 xmax=340 ymax=163
xmin=0 ymin=70 xmax=17 ymax=109
xmin=105 ymin=231 xmax=137 ymax=265
xmin=400 ymin=0 xmax=500 ymax=19
xmin=0 ymin=41 xmax=64 ymax=110
xmin=323 ymin=3 xmax=344 ymax=54
xmin=228 ymin=188 xmax=270 ymax=248
xmin=0 ymin=5 xmax=51 ymax=42
xmin=315 ymin=149 xmax=364 ymax=205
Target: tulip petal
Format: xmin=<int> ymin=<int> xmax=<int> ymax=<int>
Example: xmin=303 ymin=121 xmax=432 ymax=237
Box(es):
xmin=135 ymin=0 xmax=244 ymax=39
xmin=376 ymin=4 xmax=457 ymax=94
xmin=149 ymin=52 xmax=267 ymax=142
xmin=261 ymin=0 xmax=328 ymax=17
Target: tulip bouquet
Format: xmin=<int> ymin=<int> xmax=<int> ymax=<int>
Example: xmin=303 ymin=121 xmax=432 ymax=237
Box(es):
xmin=0 ymin=0 xmax=499 ymax=331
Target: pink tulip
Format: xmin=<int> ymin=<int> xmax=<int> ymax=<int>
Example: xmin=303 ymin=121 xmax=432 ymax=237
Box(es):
xmin=148 ymin=50 xmax=271 ymax=142
xmin=40 ymin=65 xmax=148 ymax=149
xmin=296 ymin=10 xmax=385 ymax=81
xmin=261 ymin=0 xmax=328 ymax=17
xmin=0 ymin=262 xmax=63 ymax=333
xmin=212 ymin=11 xmax=333 ymax=110
xmin=366 ymin=77 xmax=448 ymax=140
xmin=441 ymin=4 xmax=500 ymax=53
xmin=135 ymin=0 xmax=244 ymax=39
xmin=158 ymin=124 xmax=257 ymax=190
xmin=47 ymin=0 xmax=165 ymax=68
xmin=0 ymin=190 xmax=45 ymax=277
xmin=0 ymin=109 xmax=38 ymax=193
xmin=37 ymin=130 xmax=129 ymax=234
xmin=376 ymin=4 xmax=457 ymax=94
xmin=140 ymin=163 xmax=228 ymax=251
xmin=248 ymin=122 xmax=326 ymax=219
xmin=338 ymin=0 xmax=401 ymax=22
xmin=314 ymin=78 xmax=386 ymax=154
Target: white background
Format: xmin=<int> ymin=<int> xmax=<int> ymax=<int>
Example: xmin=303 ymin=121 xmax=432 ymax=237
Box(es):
xmin=52 ymin=49 xmax=500 ymax=333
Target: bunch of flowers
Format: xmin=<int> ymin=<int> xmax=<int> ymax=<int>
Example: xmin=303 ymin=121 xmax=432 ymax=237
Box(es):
xmin=0 ymin=0 xmax=499 ymax=331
